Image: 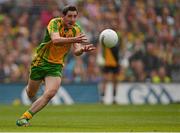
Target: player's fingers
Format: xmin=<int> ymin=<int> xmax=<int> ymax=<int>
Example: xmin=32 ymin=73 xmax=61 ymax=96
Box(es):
xmin=81 ymin=39 xmax=89 ymax=43
xmin=84 ymin=45 xmax=96 ymax=51
xmin=84 ymin=44 xmax=94 ymax=47
xmin=76 ymin=38 xmax=88 ymax=43
xmin=78 ymin=34 xmax=86 ymax=38
xmin=88 ymin=46 xmax=96 ymax=51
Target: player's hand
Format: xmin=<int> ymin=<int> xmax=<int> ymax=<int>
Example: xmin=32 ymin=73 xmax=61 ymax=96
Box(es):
xmin=73 ymin=34 xmax=89 ymax=44
xmin=81 ymin=44 xmax=96 ymax=52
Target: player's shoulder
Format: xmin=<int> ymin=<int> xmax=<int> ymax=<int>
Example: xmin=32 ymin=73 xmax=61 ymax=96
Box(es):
xmin=73 ymin=23 xmax=82 ymax=32
xmin=49 ymin=17 xmax=63 ymax=24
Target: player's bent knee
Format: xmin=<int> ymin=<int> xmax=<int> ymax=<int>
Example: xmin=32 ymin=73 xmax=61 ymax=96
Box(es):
xmin=44 ymin=90 xmax=57 ymax=100
xmin=26 ymin=88 xmax=36 ymax=99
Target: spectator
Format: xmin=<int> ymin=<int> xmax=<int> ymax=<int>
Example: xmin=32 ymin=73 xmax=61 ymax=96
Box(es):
xmin=86 ymin=53 xmax=101 ymax=82
xmin=152 ymin=66 xmax=171 ymax=83
xmin=72 ymin=56 xmax=87 ymax=83
xmin=170 ymin=54 xmax=180 ymax=82
xmin=128 ymin=59 xmax=147 ymax=82
xmin=143 ymin=39 xmax=162 ymax=79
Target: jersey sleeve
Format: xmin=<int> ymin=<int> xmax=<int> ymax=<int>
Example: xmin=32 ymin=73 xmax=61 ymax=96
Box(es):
xmin=47 ymin=18 xmax=59 ymax=34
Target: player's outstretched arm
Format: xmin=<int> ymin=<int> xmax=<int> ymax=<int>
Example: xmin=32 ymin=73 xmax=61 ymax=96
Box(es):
xmin=50 ymin=33 xmax=89 ymax=45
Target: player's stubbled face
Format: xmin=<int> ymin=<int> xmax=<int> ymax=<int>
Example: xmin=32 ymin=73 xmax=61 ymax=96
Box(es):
xmin=63 ymin=11 xmax=78 ymax=29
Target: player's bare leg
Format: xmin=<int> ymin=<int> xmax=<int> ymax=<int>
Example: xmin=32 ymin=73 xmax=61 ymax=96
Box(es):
xmin=100 ymin=73 xmax=111 ymax=103
xmin=16 ymin=77 xmax=61 ymax=126
xmin=112 ymin=73 xmax=118 ymax=104
xmin=29 ymin=76 xmax=61 ymax=113
xmin=26 ymin=79 xmax=42 ymax=102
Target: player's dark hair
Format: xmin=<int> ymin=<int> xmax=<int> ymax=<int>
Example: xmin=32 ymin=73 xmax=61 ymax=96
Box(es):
xmin=62 ymin=5 xmax=78 ymax=15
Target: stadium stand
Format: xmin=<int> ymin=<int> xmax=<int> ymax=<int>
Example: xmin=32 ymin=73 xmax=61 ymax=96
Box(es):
xmin=0 ymin=0 xmax=179 ymax=83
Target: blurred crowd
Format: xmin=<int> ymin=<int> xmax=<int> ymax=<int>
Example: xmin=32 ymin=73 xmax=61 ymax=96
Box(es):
xmin=0 ymin=0 xmax=179 ymax=83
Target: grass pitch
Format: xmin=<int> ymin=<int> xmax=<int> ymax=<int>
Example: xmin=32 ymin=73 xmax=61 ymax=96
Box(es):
xmin=0 ymin=104 xmax=179 ymax=132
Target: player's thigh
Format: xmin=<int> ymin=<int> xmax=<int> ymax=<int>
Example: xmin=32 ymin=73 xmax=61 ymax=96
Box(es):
xmin=27 ymin=79 xmax=42 ymax=96
xmin=44 ymin=76 xmax=61 ymax=97
xmin=43 ymin=62 xmax=62 ymax=94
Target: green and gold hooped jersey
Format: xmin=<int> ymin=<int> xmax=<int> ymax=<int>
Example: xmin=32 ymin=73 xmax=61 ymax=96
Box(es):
xmin=32 ymin=17 xmax=82 ymax=66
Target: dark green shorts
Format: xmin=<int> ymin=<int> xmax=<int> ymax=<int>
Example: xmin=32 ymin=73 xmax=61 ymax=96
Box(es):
xmin=30 ymin=59 xmax=63 ymax=80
